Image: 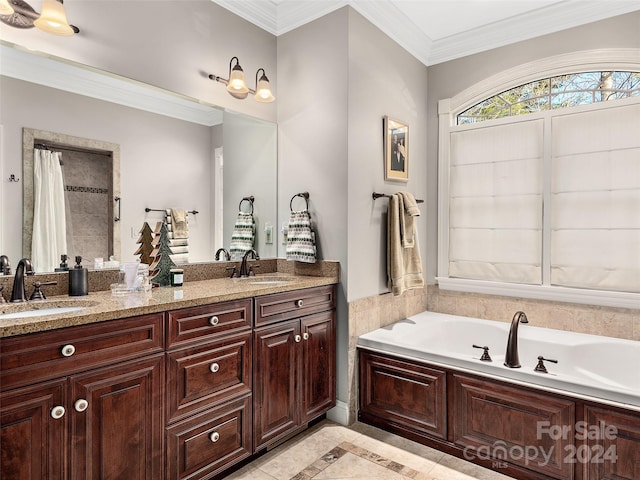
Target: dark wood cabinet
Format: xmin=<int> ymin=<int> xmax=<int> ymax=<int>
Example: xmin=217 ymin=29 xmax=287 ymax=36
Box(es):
xmin=359 ymin=350 xmax=446 ymax=440
xmin=253 ymin=287 xmax=336 ymax=451
xmin=0 ymin=314 xmax=165 ymax=480
xmin=583 ymin=405 xmax=640 ymax=480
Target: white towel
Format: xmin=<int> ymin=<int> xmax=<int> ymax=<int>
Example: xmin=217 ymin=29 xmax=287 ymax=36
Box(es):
xmin=229 ymin=212 xmax=255 ymax=260
xmin=170 ymin=209 xmax=189 ymax=239
xmin=387 ymin=193 xmax=423 ymax=295
xmin=286 ymin=210 xmax=316 ymax=263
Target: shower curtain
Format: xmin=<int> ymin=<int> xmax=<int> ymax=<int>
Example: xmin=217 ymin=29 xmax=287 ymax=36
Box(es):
xmin=32 ymin=148 xmax=67 ymax=272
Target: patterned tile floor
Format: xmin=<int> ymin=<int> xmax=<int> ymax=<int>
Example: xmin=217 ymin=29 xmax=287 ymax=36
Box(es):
xmin=225 ymin=420 xmax=515 ymax=480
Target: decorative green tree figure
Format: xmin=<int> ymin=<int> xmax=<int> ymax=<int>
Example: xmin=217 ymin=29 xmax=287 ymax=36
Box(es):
xmin=149 ymin=221 xmax=176 ymax=286
xmin=134 ymin=222 xmax=154 ymax=266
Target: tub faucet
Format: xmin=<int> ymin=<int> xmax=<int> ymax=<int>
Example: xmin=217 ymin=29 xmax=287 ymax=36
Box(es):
xmin=239 ymin=249 xmax=259 ymax=277
xmin=504 ymin=311 xmax=528 ymax=368
xmin=10 ymin=258 xmax=34 ymax=303
xmin=215 ymin=248 xmax=230 ymax=261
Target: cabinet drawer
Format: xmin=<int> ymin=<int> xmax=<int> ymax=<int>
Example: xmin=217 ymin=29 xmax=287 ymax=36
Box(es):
xmin=0 ymin=313 xmax=164 ymax=390
xmin=255 ymin=285 xmax=335 ymax=327
xmin=166 ymin=331 xmax=252 ymax=423
xmin=167 ymin=299 xmax=252 ymax=349
xmin=359 ymin=350 xmax=446 ymax=440
xmin=166 ymin=395 xmax=252 ymax=480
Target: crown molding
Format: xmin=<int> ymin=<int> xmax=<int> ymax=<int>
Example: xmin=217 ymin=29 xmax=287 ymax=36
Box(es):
xmin=212 ymin=0 xmax=279 ymax=34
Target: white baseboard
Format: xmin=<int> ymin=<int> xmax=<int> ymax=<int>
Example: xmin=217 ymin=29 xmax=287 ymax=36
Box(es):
xmin=326 ymin=400 xmax=350 ymax=426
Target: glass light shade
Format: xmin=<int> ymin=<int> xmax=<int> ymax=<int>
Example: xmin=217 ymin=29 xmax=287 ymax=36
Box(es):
xmin=0 ymin=0 xmax=15 ymax=16
xmin=34 ymin=0 xmax=74 ymax=36
xmin=254 ymin=75 xmax=275 ymax=103
xmin=226 ymin=65 xmax=249 ymax=95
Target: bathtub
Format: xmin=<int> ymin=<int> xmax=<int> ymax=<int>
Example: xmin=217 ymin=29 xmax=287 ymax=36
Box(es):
xmin=357 ymin=311 xmax=640 ymax=410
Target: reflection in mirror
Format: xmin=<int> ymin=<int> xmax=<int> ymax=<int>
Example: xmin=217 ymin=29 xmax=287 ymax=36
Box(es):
xmin=0 ymin=41 xmax=277 ymax=273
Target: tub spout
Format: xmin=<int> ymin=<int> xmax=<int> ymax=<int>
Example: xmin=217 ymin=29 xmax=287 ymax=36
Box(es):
xmin=504 ymin=311 xmax=528 ymax=368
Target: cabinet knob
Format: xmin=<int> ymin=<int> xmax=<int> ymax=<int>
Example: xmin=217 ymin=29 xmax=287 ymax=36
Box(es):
xmin=295 ymin=334 xmax=302 ymax=343
xmin=61 ymin=344 xmax=76 ymax=357
xmin=303 ymin=332 xmax=309 ymax=341
xmin=209 ymin=362 xmax=220 ymax=373
xmin=74 ymin=399 xmax=89 ymax=412
xmin=209 ymin=316 xmax=219 ymax=326
xmin=50 ymin=405 xmax=66 ymax=419
xmin=295 ymin=299 xmax=303 ymax=308
xmin=209 ymin=431 xmax=220 ymax=443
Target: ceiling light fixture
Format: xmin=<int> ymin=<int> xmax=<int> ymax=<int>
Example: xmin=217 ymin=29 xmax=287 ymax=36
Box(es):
xmin=0 ymin=0 xmax=79 ymax=35
xmin=209 ymin=56 xmax=275 ymax=103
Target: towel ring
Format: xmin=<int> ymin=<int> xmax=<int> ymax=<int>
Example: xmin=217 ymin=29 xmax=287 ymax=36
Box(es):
xmin=239 ymin=196 xmax=254 ymax=214
xmin=290 ymin=192 xmax=309 ymax=211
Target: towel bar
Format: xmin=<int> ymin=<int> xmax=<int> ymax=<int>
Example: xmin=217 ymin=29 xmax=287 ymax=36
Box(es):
xmin=145 ymin=208 xmax=199 ymax=215
xmin=372 ymin=192 xmax=423 ymax=203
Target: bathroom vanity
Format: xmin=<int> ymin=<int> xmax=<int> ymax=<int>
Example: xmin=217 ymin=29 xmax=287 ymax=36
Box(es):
xmin=0 ymin=276 xmax=337 ymax=480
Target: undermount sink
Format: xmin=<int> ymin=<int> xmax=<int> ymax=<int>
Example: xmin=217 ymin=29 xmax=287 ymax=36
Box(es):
xmin=236 ymin=275 xmax=294 ymax=285
xmin=0 ymin=300 xmax=97 ymax=320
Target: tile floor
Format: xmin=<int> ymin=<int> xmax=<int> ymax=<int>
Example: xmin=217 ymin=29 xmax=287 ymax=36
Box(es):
xmin=225 ymin=420 xmax=515 ymax=480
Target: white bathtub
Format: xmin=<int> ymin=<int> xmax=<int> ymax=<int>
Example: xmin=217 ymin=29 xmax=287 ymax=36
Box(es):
xmin=357 ymin=311 xmax=640 ymax=410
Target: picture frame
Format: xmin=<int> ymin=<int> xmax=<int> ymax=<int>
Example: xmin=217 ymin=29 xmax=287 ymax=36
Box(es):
xmin=383 ymin=115 xmax=409 ymax=182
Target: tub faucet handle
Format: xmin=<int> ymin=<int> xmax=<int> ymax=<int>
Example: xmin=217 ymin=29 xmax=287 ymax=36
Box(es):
xmin=472 ymin=344 xmax=492 ymax=362
xmin=534 ymin=356 xmax=558 ymax=374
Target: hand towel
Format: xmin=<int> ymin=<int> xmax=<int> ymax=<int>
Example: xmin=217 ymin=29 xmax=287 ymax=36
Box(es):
xmin=387 ymin=194 xmax=424 ymax=296
xmin=286 ymin=210 xmax=316 ymax=263
xmin=229 ymin=212 xmax=255 ymax=260
xmin=398 ymin=191 xmax=420 ymax=248
xmin=170 ymin=209 xmax=189 ymax=239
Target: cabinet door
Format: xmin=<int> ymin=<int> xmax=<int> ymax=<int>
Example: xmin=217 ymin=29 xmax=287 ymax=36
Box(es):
xmin=69 ymin=354 xmax=164 ymax=480
xmin=253 ymin=319 xmax=300 ymax=450
xmin=0 ymin=380 xmax=67 ymax=480
xmin=301 ymin=311 xmax=336 ymax=422
xmin=584 ymin=405 xmax=640 ymax=480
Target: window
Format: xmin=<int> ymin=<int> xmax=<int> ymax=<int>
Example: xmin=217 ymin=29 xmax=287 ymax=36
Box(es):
xmin=438 ymin=52 xmax=640 ymax=308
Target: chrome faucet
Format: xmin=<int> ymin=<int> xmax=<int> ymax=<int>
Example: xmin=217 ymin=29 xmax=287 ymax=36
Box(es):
xmin=239 ymin=249 xmax=259 ymax=277
xmin=10 ymin=258 xmax=34 ymax=303
xmin=215 ymin=248 xmax=230 ymax=261
xmin=504 ymin=311 xmax=528 ymax=368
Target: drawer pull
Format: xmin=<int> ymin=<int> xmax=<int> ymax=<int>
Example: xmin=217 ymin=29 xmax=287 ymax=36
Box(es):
xmin=61 ymin=344 xmax=76 ymax=357
xmin=303 ymin=332 xmax=309 ymax=341
xmin=209 ymin=316 xmax=219 ymax=326
xmin=209 ymin=432 xmax=220 ymax=443
xmin=295 ymin=300 xmax=303 ymax=308
xmin=209 ymin=362 xmax=220 ymax=373
xmin=50 ymin=406 xmax=66 ymax=419
xmin=295 ymin=334 xmax=302 ymax=343
xmin=74 ymin=399 xmax=89 ymax=412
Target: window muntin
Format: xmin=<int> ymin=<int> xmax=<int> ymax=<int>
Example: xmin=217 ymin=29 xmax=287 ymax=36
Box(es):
xmin=457 ymin=71 xmax=640 ymax=124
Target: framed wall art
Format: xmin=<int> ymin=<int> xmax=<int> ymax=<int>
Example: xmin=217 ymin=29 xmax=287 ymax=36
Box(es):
xmin=383 ymin=115 xmax=409 ymax=182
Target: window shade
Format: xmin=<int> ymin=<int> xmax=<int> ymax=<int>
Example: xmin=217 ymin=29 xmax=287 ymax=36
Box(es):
xmin=551 ymin=103 xmax=640 ymax=293
xmin=449 ymin=120 xmax=544 ymax=284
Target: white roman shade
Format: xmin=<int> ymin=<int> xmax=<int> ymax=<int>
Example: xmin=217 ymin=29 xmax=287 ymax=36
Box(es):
xmin=449 ymin=119 xmax=544 ymax=284
xmin=551 ymin=102 xmax=640 ymax=293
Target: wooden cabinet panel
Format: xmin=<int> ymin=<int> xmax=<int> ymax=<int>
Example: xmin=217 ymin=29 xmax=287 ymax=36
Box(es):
xmin=253 ymin=319 xmax=300 ymax=450
xmin=302 ymin=311 xmax=336 ymax=422
xmin=452 ymin=374 xmax=575 ymax=480
xmin=70 ymin=354 xmax=164 ymax=480
xmin=166 ymin=330 xmax=252 ymax=423
xmin=166 ymin=395 xmax=252 ymax=480
xmin=584 ymin=405 xmax=640 ymax=480
xmin=167 ymin=299 xmax=252 ymax=349
xmin=0 ymin=380 xmax=67 ymax=480
xmin=359 ymin=350 xmax=447 ymax=440
xmin=0 ymin=313 xmax=164 ymax=390
xmin=254 ymin=285 xmax=335 ymax=327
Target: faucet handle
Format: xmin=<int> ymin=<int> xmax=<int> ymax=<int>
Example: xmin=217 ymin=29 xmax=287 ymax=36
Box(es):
xmin=0 ymin=285 xmax=6 ymax=304
xmin=248 ymin=265 xmax=260 ymax=276
xmin=225 ymin=266 xmax=238 ymax=278
xmin=30 ymin=281 xmax=57 ymax=301
xmin=472 ymin=344 xmax=492 ymax=362
xmin=534 ymin=356 xmax=558 ymax=373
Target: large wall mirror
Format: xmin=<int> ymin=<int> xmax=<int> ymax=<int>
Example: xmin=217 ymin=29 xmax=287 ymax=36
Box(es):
xmin=0 ymin=42 xmax=277 ymax=273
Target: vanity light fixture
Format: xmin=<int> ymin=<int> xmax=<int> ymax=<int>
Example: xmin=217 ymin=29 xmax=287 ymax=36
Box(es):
xmin=0 ymin=0 xmax=79 ymax=35
xmin=208 ymin=56 xmax=275 ymax=103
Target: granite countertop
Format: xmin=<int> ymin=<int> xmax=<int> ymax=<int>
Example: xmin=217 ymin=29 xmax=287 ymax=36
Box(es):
xmin=0 ymin=273 xmax=338 ymax=338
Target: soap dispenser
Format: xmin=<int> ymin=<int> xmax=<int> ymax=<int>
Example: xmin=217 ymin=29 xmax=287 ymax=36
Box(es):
xmin=55 ymin=254 xmax=70 ymax=272
xmin=69 ymin=256 xmax=88 ymax=296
